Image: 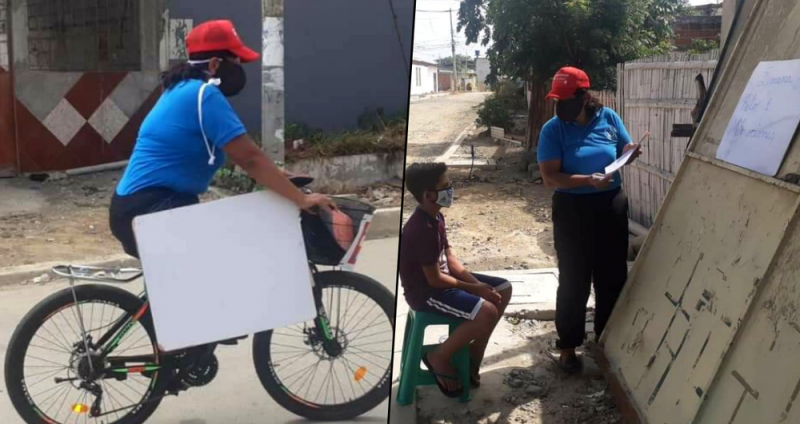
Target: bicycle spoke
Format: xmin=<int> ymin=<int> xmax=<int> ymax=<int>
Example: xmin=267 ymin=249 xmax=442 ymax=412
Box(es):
xmin=25 ymin=365 xmax=69 ymax=381
xmin=305 ymin=361 xmax=325 ymax=401
xmin=349 ymin=346 xmax=392 ymax=360
xmin=33 ymin=333 xmax=72 ymax=354
xmin=349 ymin=338 xmax=393 ymax=348
xmin=271 ymin=350 xmax=315 ymax=363
xmin=344 ymin=350 xmax=386 ymax=370
xmin=44 ymin=318 xmax=76 ymax=354
xmin=296 ymin=360 xmax=323 ymax=399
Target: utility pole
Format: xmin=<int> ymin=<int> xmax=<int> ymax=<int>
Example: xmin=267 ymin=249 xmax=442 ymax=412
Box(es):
xmin=449 ymin=8 xmax=458 ymax=92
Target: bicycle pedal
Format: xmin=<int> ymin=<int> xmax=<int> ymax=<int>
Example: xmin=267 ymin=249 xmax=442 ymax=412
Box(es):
xmin=218 ymin=336 xmax=248 ymax=346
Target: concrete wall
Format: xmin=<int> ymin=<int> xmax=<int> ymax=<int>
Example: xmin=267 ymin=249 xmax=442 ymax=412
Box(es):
xmin=284 ymin=0 xmax=413 ymax=131
xmin=286 ymin=152 xmax=403 ymax=193
xmin=167 ymin=0 xmax=262 ymax=133
xmin=410 ymin=63 xmax=436 ymax=96
xmin=476 ymin=57 xmax=490 ymax=91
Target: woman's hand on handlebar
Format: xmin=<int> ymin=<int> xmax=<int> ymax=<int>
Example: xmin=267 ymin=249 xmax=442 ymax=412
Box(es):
xmin=300 ymin=193 xmax=337 ymax=212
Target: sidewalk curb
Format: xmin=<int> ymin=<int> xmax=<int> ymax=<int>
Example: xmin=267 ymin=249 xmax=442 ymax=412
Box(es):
xmin=0 ymin=208 xmax=400 ymax=289
xmin=369 ymin=207 xmax=401 ymax=240
xmin=0 ymin=254 xmax=141 ymax=288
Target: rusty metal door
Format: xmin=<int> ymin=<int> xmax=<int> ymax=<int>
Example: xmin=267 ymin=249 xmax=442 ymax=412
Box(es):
xmin=0 ymin=0 xmax=16 ymax=177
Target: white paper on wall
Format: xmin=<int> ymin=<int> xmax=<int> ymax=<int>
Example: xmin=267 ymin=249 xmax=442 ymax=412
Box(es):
xmin=133 ymin=191 xmax=316 ymax=352
xmin=716 ymin=59 xmax=800 ymax=176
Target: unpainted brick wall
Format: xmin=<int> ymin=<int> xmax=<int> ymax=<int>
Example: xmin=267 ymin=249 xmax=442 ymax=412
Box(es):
xmin=26 ymin=0 xmax=141 ymax=71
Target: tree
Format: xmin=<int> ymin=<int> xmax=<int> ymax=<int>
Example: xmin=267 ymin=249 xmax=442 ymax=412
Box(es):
xmin=458 ymin=0 xmax=688 ymax=91
xmin=436 ymin=54 xmax=476 ymax=71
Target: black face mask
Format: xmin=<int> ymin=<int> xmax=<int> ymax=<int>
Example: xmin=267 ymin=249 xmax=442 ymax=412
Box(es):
xmin=556 ymin=96 xmax=585 ymax=122
xmin=215 ymin=60 xmax=247 ymax=97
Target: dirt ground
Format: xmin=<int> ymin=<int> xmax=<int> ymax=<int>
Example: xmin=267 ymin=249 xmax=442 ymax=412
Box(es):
xmin=402 ymin=142 xmax=557 ymax=272
xmin=406 ymin=92 xmax=491 ymax=162
xmin=0 ymin=170 xmax=401 ymax=269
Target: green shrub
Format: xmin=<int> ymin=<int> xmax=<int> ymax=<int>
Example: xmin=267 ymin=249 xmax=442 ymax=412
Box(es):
xmin=476 ymin=95 xmax=513 ymax=130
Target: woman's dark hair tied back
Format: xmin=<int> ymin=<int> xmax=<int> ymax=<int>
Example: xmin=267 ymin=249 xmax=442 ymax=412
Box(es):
xmin=574 ymin=89 xmax=604 ymax=116
xmin=160 ymin=50 xmax=234 ymax=90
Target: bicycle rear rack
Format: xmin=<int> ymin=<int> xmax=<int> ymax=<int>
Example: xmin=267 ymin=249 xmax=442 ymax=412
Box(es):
xmin=52 ymin=265 xmax=143 ymax=284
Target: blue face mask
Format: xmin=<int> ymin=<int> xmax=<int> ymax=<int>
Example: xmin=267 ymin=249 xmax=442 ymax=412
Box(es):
xmin=435 ymin=187 xmax=454 ymax=208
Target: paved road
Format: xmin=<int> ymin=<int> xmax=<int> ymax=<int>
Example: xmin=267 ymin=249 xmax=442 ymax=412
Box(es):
xmin=406 ymin=92 xmax=490 ymax=163
xmin=0 ymin=238 xmax=399 ymax=424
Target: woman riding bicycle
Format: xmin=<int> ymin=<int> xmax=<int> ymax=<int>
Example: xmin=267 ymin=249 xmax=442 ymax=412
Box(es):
xmin=110 ymin=20 xmax=334 ymax=258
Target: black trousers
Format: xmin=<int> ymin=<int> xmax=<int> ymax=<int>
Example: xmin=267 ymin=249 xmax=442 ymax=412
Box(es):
xmin=552 ymin=188 xmax=628 ymax=349
xmin=109 ymin=188 xmax=199 ymax=259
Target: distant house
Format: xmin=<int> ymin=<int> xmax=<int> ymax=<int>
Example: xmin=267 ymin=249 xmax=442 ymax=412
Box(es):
xmin=437 ymin=68 xmax=477 ymax=92
xmin=411 ymin=59 xmax=439 ymax=96
xmin=673 ymin=4 xmax=723 ymax=50
xmin=476 ymin=58 xmax=491 ymax=91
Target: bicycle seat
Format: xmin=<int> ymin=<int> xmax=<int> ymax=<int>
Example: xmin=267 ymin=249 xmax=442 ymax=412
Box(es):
xmin=289 ymin=176 xmax=314 ymax=188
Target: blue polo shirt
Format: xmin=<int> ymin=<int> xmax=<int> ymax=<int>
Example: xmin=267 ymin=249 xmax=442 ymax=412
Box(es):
xmin=537 ymin=107 xmax=632 ymax=194
xmin=116 ymin=79 xmax=247 ymax=196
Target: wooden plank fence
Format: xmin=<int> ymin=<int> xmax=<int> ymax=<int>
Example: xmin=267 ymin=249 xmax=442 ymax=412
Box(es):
xmin=617 ymin=50 xmax=721 ymax=228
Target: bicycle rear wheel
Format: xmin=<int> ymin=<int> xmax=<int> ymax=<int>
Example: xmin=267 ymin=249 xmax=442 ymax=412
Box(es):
xmin=4 ymin=285 xmax=168 ymax=424
xmin=252 ymin=271 xmax=394 ymax=421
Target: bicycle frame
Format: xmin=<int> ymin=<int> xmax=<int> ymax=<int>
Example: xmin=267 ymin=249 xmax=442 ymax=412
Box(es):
xmin=50 ymin=262 xmax=339 ymax=379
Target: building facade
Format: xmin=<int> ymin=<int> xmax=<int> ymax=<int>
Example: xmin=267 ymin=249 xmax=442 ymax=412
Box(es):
xmin=410 ymin=59 xmax=437 ymax=96
xmin=0 ymin=0 xmax=413 ymax=175
xmin=475 ymin=57 xmax=490 ymax=91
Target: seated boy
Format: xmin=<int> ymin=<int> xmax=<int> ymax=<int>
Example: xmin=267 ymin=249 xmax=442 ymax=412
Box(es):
xmin=399 ymin=162 xmax=513 ymax=397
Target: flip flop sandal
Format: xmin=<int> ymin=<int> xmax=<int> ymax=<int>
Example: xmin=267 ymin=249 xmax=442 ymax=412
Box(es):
xmin=545 ymin=350 xmax=583 ymax=374
xmin=422 ymin=354 xmax=463 ymax=398
xmin=469 ymin=360 xmax=481 ymax=388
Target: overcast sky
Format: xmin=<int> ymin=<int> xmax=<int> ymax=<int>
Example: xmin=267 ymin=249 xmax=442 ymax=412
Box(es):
xmin=413 ymin=0 xmax=723 ymax=63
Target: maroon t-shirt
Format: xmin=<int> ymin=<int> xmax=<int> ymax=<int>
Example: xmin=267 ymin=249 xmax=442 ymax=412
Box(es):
xmin=399 ymin=208 xmax=450 ymax=310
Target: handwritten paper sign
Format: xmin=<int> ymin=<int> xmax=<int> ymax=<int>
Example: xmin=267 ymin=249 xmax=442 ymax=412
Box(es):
xmin=716 ymin=59 xmax=800 ymax=176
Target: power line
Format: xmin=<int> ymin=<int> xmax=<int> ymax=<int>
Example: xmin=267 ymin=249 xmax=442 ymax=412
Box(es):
xmin=387 ymin=0 xmax=410 ymax=79
xmin=416 ymin=9 xmax=452 ymax=13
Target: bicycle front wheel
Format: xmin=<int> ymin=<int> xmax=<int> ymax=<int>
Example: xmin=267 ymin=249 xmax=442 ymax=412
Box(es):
xmin=252 ymin=271 xmax=394 ymax=421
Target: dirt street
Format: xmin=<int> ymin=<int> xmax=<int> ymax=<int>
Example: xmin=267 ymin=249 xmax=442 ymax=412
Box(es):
xmin=407 ymin=92 xmax=491 ymax=162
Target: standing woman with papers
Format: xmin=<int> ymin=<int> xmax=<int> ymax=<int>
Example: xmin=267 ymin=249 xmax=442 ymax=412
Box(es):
xmin=537 ymin=67 xmax=641 ymax=372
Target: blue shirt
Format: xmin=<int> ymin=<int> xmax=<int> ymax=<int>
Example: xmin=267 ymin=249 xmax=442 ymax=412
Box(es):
xmin=537 ymin=107 xmax=632 ymax=194
xmin=116 ymin=79 xmax=247 ymax=196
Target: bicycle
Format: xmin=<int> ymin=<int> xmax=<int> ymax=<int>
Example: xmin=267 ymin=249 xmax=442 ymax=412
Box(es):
xmin=4 ymin=177 xmax=395 ymax=424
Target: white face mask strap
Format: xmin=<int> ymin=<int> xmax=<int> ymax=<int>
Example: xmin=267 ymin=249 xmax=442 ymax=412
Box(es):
xmin=197 ymin=79 xmax=222 ymax=166
xmin=188 ymin=59 xmax=212 ymax=65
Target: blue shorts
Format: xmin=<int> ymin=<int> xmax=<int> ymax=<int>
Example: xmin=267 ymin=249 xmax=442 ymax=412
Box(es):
xmin=420 ymin=273 xmax=511 ymax=321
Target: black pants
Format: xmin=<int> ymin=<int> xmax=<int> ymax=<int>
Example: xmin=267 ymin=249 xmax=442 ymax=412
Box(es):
xmin=552 ymin=188 xmax=628 ymax=349
xmin=109 ymin=188 xmax=199 ymax=259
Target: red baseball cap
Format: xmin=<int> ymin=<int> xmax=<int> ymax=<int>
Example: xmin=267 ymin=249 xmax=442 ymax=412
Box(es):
xmin=545 ymin=67 xmax=590 ymax=100
xmin=186 ymin=20 xmax=260 ymax=63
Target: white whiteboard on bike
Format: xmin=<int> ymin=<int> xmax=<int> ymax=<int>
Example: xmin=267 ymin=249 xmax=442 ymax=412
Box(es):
xmin=133 ymin=190 xmax=316 ymax=352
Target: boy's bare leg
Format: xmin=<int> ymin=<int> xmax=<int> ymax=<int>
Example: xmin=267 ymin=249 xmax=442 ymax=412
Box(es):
xmin=427 ymin=302 xmax=499 ymax=392
xmin=469 ymin=286 xmax=513 ymax=369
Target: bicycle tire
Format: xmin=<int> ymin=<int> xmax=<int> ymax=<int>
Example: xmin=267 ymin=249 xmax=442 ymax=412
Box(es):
xmin=5 ymin=284 xmax=168 ymax=424
xmin=252 ymin=271 xmax=395 ymax=421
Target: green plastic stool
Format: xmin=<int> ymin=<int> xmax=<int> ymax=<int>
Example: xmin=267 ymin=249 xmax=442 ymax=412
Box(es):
xmin=396 ymin=309 xmax=471 ymax=404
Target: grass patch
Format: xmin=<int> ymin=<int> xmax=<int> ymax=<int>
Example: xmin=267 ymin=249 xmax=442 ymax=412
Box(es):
xmin=285 ymin=120 xmax=406 ymax=162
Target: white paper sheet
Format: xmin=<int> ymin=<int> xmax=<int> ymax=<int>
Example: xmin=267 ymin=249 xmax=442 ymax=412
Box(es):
xmin=133 ymin=191 xmax=316 ymax=352
xmin=605 ymin=148 xmax=637 ymax=176
xmin=716 ymin=59 xmax=800 ymax=176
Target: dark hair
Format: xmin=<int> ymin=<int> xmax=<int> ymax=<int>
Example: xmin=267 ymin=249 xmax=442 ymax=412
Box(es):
xmin=574 ymin=89 xmax=604 ymax=116
xmin=160 ymin=50 xmax=234 ymax=90
xmin=406 ymin=162 xmax=448 ymax=204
